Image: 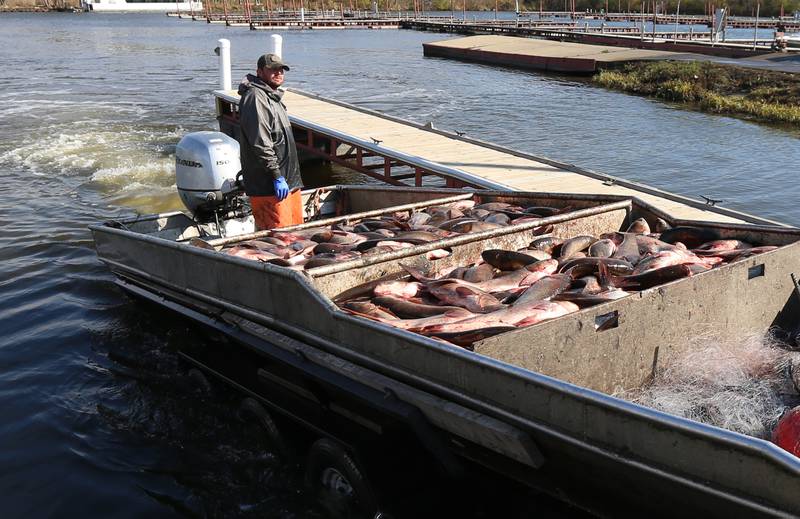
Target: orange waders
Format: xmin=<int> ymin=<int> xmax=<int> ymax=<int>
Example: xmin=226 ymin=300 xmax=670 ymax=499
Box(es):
xmin=250 ymin=188 xmax=304 ymax=230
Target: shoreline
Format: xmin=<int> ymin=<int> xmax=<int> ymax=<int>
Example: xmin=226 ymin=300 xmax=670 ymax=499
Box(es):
xmin=594 ymin=60 xmax=800 ymax=126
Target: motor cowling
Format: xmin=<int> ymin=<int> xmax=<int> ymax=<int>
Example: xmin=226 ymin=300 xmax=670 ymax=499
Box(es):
xmin=176 ymin=131 xmax=241 ymax=219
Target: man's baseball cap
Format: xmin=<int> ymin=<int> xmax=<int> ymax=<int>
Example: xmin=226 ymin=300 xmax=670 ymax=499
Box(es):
xmin=257 ymin=53 xmax=290 ymax=71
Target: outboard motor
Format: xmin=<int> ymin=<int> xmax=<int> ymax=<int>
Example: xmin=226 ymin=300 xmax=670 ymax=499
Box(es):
xmin=175 ymin=131 xmax=252 ymax=236
xmin=176 ymin=131 xmax=241 ymax=218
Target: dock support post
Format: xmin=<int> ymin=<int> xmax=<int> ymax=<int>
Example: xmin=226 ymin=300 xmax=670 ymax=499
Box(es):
xmin=217 ymin=38 xmax=231 ymax=91
xmin=752 ymin=2 xmax=760 ymax=49
xmin=270 ymin=33 xmax=283 ymax=57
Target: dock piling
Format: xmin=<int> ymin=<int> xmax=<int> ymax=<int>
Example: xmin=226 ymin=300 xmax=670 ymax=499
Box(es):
xmin=217 ymin=38 xmax=231 ymax=91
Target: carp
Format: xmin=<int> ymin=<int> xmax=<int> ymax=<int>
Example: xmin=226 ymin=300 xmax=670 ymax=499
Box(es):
xmin=482 ymin=249 xmax=543 ymax=270
xmin=514 ymin=274 xmax=573 ymax=305
xmin=659 ymin=227 xmax=719 ymax=249
xmin=626 ymin=217 xmax=650 ymax=234
xmin=523 ymin=206 xmax=561 ymax=217
xmin=342 ymin=300 xmax=397 ymax=320
xmin=372 ymin=296 xmax=464 ymax=318
xmin=694 ymin=240 xmax=753 ymax=253
xmin=552 ymin=288 xmax=630 ymax=306
xmin=425 ymin=248 xmax=451 ymax=260
xmin=474 ymin=202 xmax=514 ymax=212
xmin=609 ymin=263 xmax=702 ymax=289
xmin=559 ymin=257 xmax=635 ymax=278
xmin=513 ymin=249 xmax=552 ymax=262
xmin=394 ymin=230 xmax=444 ymax=242
xmin=654 ymin=217 xmax=671 ymax=232
xmin=559 ymin=235 xmax=597 ymax=259
xmin=374 ymin=280 xmax=424 ymax=299
xmin=484 ymin=212 xmax=511 ymax=225
xmin=346 ymin=307 xmax=476 ymax=331
xmin=225 ymin=246 xmax=280 ymax=261
xmin=588 ymin=239 xmax=616 ymax=258
xmin=407 ymin=212 xmax=432 ymax=227
xmin=450 ymin=221 xmax=503 ymax=233
xmin=438 ymin=217 xmax=477 ymax=231
xmin=463 ymin=263 xmax=495 ymax=283
xmin=313 ymin=242 xmax=353 ymax=254
xmin=530 ymin=236 xmax=564 ymax=255
xmin=420 ymin=300 xmax=577 ymax=335
xmin=468 ymin=208 xmax=491 ymax=220
xmin=428 ymin=282 xmax=506 ymax=314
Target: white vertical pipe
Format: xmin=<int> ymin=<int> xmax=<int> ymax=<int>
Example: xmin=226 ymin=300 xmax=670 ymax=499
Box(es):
xmin=270 ymin=34 xmax=283 ymax=58
xmin=217 ymin=38 xmax=231 ymax=91
xmin=753 ymin=3 xmax=760 ymax=49
xmin=300 ymin=7 xmax=305 ymax=21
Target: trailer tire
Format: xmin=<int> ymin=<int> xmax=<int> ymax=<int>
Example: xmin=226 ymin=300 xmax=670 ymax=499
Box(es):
xmin=238 ymin=397 xmax=290 ymax=461
xmin=186 ymin=368 xmax=212 ymax=395
xmin=305 ymin=438 xmax=378 ymax=519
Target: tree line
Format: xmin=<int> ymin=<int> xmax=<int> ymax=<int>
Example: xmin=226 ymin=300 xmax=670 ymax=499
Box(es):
xmin=425 ymin=0 xmax=799 ymax=17
xmin=206 ymin=0 xmax=799 ymax=18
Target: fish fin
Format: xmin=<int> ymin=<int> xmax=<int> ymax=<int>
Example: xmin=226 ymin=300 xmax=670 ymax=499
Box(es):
xmin=597 ymin=261 xmax=624 ymax=289
xmin=454 ymin=286 xmax=477 ymax=297
xmin=400 ymin=263 xmax=434 ymax=283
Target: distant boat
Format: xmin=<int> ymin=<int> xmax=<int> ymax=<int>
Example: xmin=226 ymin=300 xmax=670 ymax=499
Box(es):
xmin=785 ymin=32 xmax=800 ymax=48
xmin=82 ymin=0 xmax=202 ymax=13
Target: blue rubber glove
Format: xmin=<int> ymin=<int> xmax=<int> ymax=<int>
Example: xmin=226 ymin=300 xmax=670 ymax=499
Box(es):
xmin=273 ymin=176 xmax=289 ymax=201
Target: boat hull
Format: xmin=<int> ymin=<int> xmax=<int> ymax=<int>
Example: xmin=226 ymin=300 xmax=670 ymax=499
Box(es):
xmin=90 ymin=185 xmax=800 ymax=517
xmin=82 ymin=0 xmax=202 ymax=12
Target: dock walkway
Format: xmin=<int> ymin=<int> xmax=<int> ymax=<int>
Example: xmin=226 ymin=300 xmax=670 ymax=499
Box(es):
xmin=423 ymin=35 xmax=693 ymax=73
xmin=217 ymin=88 xmax=776 ymax=225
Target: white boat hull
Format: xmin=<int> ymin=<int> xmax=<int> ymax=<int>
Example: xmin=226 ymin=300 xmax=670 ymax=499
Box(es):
xmin=83 ymin=0 xmax=202 ymax=12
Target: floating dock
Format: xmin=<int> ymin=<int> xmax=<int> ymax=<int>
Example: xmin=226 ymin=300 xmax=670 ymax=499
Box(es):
xmin=422 ymin=34 xmax=692 ymax=73
xmin=215 ymin=88 xmax=778 ymax=226
xmin=401 ymin=19 xmax=777 ymax=58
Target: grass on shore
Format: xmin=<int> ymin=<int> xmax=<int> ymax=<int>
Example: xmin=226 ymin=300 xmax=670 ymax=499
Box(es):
xmin=594 ymin=61 xmax=800 ymax=126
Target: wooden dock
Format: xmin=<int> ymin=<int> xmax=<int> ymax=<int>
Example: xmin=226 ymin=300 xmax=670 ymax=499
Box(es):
xmin=215 ymin=88 xmax=777 ymax=225
xmin=423 ymin=35 xmax=691 ymax=73
xmin=402 ymin=19 xmax=777 ymax=58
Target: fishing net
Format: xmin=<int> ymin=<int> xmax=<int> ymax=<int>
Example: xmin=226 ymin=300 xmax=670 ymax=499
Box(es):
xmin=618 ymin=331 xmax=800 ymax=439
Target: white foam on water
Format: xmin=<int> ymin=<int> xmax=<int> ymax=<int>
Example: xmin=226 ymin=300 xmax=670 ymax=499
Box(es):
xmin=1 ymin=122 xmax=183 ymax=178
xmin=0 ymin=89 xmax=73 ymax=100
xmin=91 ymin=160 xmax=175 ymax=191
xmin=1 ymin=122 xmax=184 ymax=215
xmin=0 ymin=131 xmax=101 ymax=173
xmin=0 ymin=99 xmax=149 ymax=120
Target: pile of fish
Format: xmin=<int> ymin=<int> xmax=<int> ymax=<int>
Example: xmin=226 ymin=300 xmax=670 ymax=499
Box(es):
xmin=337 ymin=219 xmax=778 ymax=347
xmin=214 ymin=199 xmax=560 ymax=270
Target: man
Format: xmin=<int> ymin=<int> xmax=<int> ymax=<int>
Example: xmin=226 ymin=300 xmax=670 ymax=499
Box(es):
xmin=238 ymin=53 xmax=302 ymax=229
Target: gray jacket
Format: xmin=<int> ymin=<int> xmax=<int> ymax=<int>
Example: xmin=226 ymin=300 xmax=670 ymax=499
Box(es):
xmin=238 ymin=74 xmax=302 ymax=196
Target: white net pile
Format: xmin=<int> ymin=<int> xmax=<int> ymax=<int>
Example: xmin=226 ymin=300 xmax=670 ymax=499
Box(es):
xmin=619 ymin=332 xmax=800 ymax=439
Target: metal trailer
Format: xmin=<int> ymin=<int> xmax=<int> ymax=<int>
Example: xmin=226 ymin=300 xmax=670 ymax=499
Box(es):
xmin=91 ymin=185 xmax=800 ymax=518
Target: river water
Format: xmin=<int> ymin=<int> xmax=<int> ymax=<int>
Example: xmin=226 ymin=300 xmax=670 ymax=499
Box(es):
xmin=0 ymin=12 xmax=798 ymax=518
